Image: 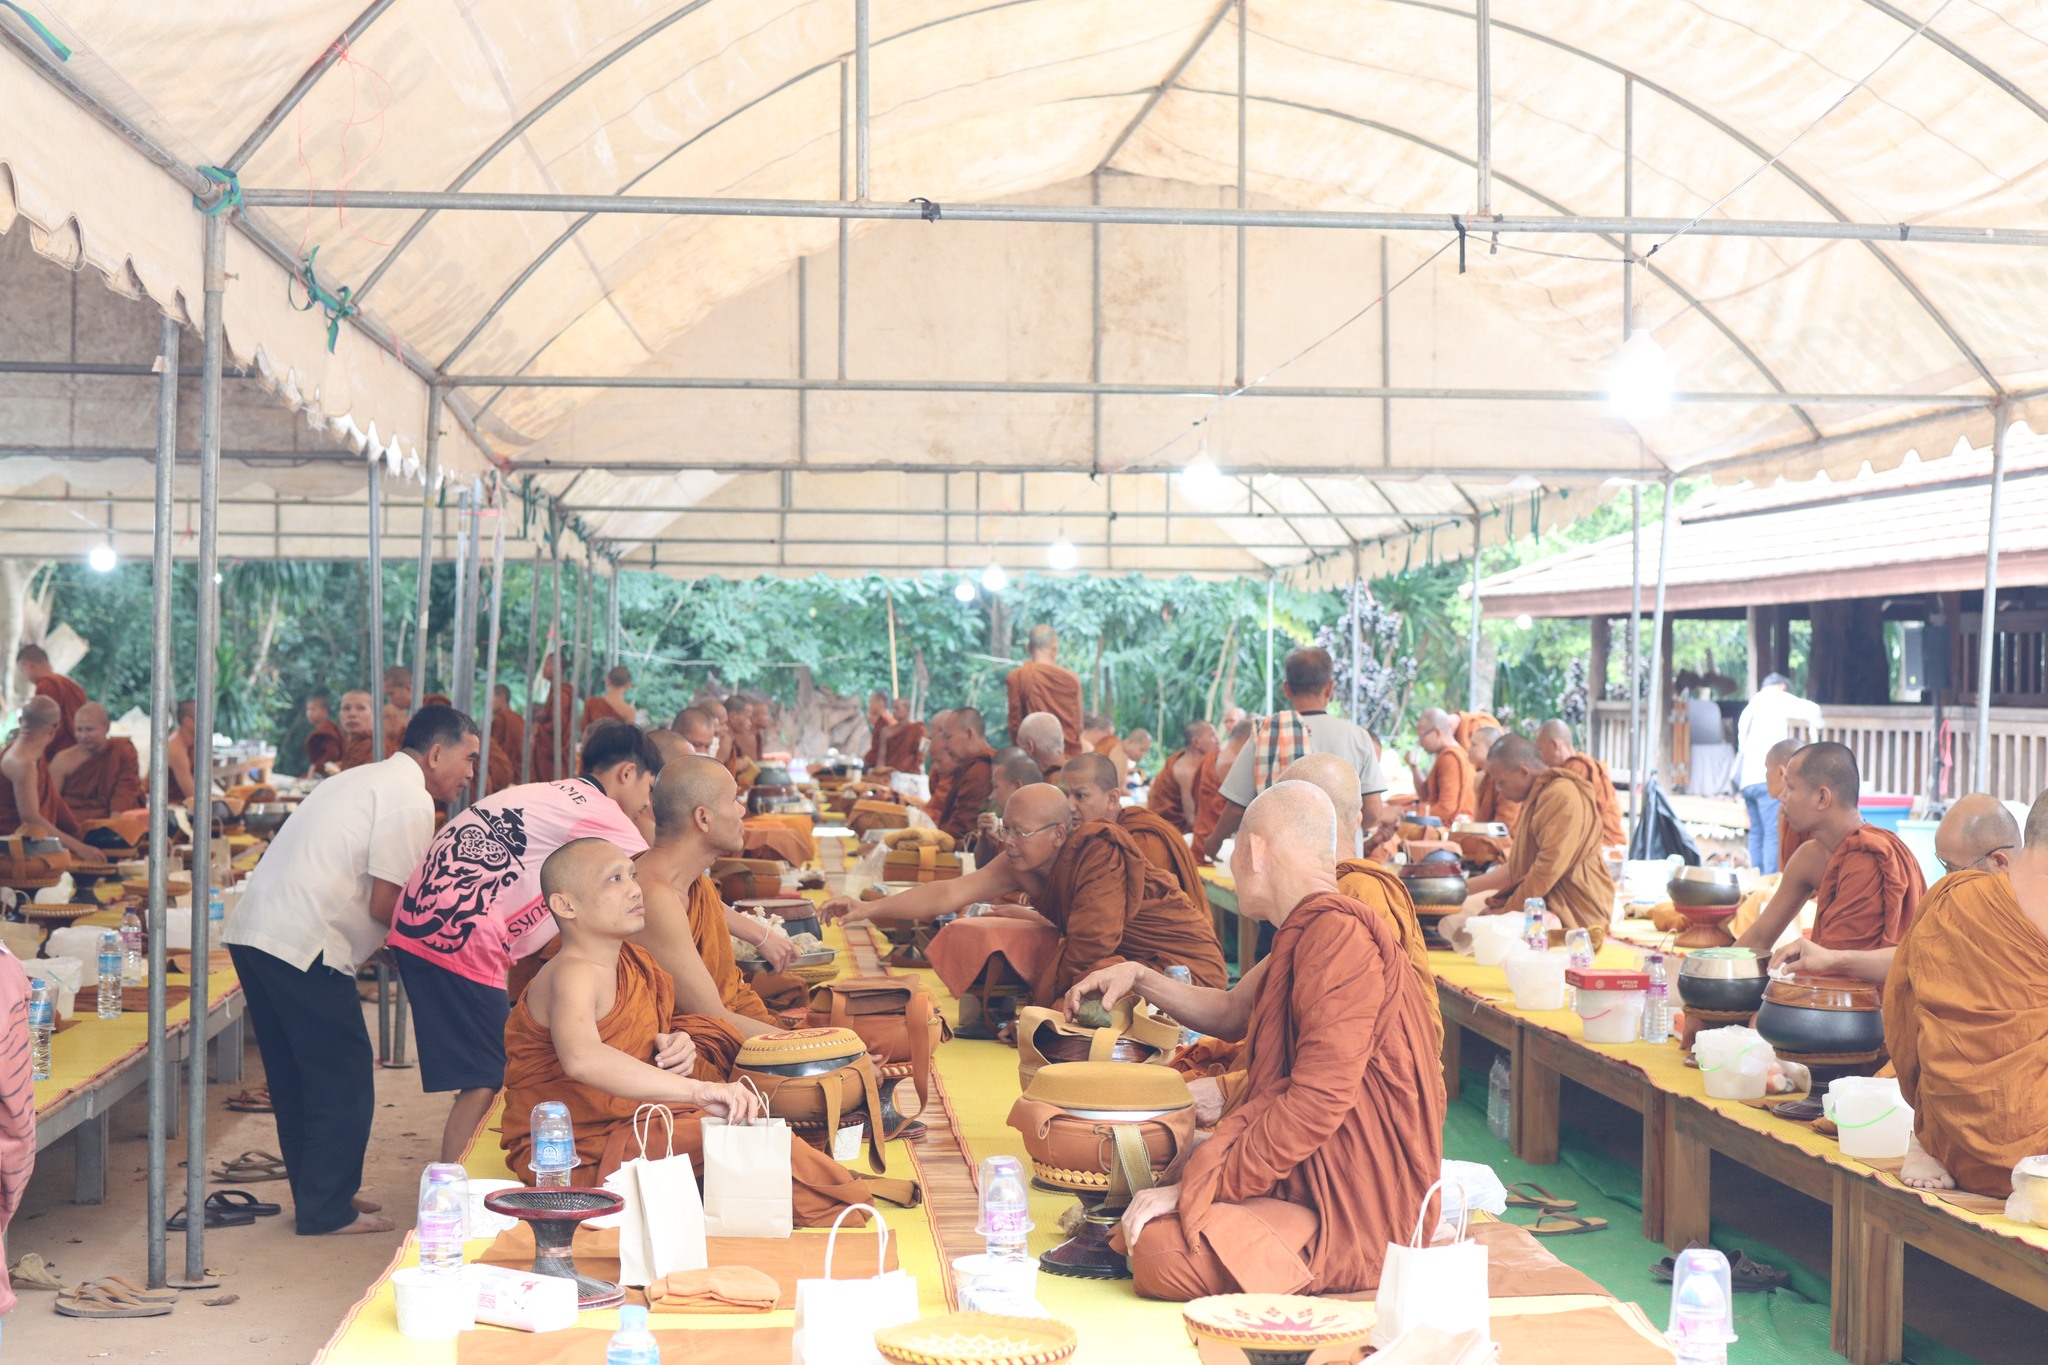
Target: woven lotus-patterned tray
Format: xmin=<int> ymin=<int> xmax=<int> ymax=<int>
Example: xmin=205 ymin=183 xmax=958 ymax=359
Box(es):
xmin=1182 ymin=1294 xmax=1373 ymax=1349
xmin=874 ymin=1313 xmax=1077 ymax=1365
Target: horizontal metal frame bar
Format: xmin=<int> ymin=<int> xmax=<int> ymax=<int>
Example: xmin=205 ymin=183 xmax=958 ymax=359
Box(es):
xmin=555 ymin=503 xmax=1463 ymax=521
xmin=514 ymin=458 xmax=1650 ymax=480
xmin=0 ymin=448 xmax=368 ymax=465
xmin=238 ymin=190 xmax=2048 ymax=247
xmin=0 ymin=361 xmax=260 ymax=379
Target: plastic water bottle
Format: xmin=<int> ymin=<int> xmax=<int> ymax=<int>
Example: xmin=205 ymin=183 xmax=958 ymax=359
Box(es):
xmin=1163 ymin=964 xmax=1201 ymax=1047
xmin=120 ymin=910 xmax=145 ymax=986
xmin=1486 ymin=1056 xmax=1512 ymax=1142
xmin=28 ymin=980 xmax=54 ymax=1081
xmin=975 ymin=1155 xmax=1034 ymax=1263
xmin=207 ymin=887 xmax=225 ymax=945
xmin=530 ymin=1101 xmax=577 ymax=1187
xmin=97 ymin=931 xmax=124 ymax=1020
xmin=605 ymin=1304 xmax=659 ymax=1365
xmin=1642 ymin=952 xmax=1671 ymax=1043
xmin=1521 ymin=897 xmax=1549 ymax=955
xmin=415 ymin=1163 xmax=469 ymax=1275
xmin=1564 ymin=927 xmax=1594 ymax=1010
xmin=1665 ymin=1247 xmax=1737 ymax=1364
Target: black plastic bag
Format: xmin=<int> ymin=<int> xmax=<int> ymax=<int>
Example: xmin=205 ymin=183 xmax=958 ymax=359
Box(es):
xmin=1627 ymin=776 xmax=1701 ymax=865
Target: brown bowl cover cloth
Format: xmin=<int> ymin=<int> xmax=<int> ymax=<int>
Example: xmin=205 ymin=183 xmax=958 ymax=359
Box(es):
xmin=1009 ymin=1060 xmax=1196 ymax=1197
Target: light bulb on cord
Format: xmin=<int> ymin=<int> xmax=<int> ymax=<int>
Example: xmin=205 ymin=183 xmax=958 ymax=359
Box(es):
xmin=982 ymin=562 xmax=1009 ymax=593
xmin=1180 ymin=449 xmax=1230 ymax=502
xmin=953 ymin=578 xmax=977 ymax=603
xmin=1515 ymin=613 xmax=1534 ymax=631
xmin=1048 ymin=537 xmax=1077 ymax=572
xmin=88 ymin=544 xmax=118 ymax=573
xmin=1607 ymin=307 xmax=1672 ymax=424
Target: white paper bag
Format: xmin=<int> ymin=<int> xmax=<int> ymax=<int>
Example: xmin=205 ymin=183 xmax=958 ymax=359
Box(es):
xmin=601 ymin=1106 xmax=708 ymax=1286
xmin=1369 ymin=1179 xmax=1490 ymax=1350
xmin=791 ymin=1204 xmax=920 ymax=1365
xmin=701 ymin=1085 xmax=793 ymax=1239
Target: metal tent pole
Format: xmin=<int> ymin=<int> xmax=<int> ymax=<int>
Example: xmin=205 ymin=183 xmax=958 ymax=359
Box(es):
xmin=578 ymin=554 xmax=596 ymax=701
xmin=1475 ymin=0 xmax=1492 ymax=215
xmin=550 ymin=543 xmax=565 ymax=780
xmin=1264 ymin=574 xmax=1276 ymax=714
xmin=144 ymin=312 xmax=179 ymax=1289
xmin=1642 ymin=479 xmax=1676 ymax=841
xmin=520 ymin=538 xmax=543 ymax=784
xmin=1466 ymin=519 xmax=1484 ymax=712
xmin=838 ymin=58 xmax=850 ymax=379
xmin=1628 ymin=486 xmax=1643 ymax=796
xmin=478 ymin=484 xmax=507 ymax=800
xmin=1976 ymin=408 xmax=2009 ymax=793
xmin=412 ymin=387 xmax=442 ymax=711
xmin=854 ymin=0 xmax=870 ymax=200
xmin=1349 ymin=544 xmax=1363 ymax=721
xmin=368 ymin=460 xmax=385 ymax=756
xmin=448 ymin=486 xmax=474 ymax=713
xmin=1234 ymin=0 xmax=1247 ymax=388
xmin=462 ymin=483 xmax=486 ymax=710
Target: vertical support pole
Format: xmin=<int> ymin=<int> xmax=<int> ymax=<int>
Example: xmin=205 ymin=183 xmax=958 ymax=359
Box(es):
xmin=1379 ymin=235 xmax=1392 ymax=466
xmin=145 ymin=311 xmax=179 ymax=1289
xmin=477 ymin=478 xmax=508 ymax=804
xmin=520 ymin=539 xmax=543 ymax=784
xmin=1629 ymin=486 xmax=1644 ymax=791
xmin=412 ymin=386 xmax=442 ymax=713
xmin=838 ymin=58 xmax=851 ymax=380
xmin=1643 ymin=477 xmax=1676 ymax=841
xmin=1349 ymin=544 xmax=1363 ymax=721
xmin=368 ymin=459 xmax=384 ymax=755
xmin=793 ymin=257 xmax=807 ymax=566
xmin=448 ymin=486 xmax=474 ymax=713
xmin=578 ymin=552 xmax=596 ymax=701
xmin=1977 ymin=407 xmax=2009 ymax=794
xmin=1234 ymin=0 xmax=1248 ymax=389
xmin=1622 ymin=75 xmax=1634 ymax=330
xmin=1264 ymin=573 xmax=1276 ymax=714
xmin=1091 ymin=173 xmax=1103 ymax=473
xmin=462 ymin=482 xmax=486 ymax=712
xmin=185 ymin=211 xmax=227 ymax=1284
xmin=1466 ymin=518 xmax=1484 ymax=713
xmin=606 ymin=556 xmax=620 ymax=673
xmin=1475 ymin=0 xmax=1492 ymax=215
xmin=854 ymin=0 xmax=871 ymax=201
xmin=550 ymin=544 xmax=565 ymax=780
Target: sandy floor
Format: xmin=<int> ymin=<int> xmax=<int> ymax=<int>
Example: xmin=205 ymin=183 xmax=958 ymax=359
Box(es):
xmin=6 ymin=997 xmax=444 ymax=1364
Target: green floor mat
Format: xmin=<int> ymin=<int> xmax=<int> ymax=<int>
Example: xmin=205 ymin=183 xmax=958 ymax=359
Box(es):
xmin=1445 ymin=1067 xmax=1980 ymax=1365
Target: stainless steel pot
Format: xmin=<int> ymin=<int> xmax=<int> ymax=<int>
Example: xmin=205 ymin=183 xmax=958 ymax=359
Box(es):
xmin=1668 ymin=864 xmax=1743 ymax=908
xmin=241 ymin=803 xmax=293 ymax=837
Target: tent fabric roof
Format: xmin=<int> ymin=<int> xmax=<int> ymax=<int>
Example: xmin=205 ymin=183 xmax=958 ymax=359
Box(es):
xmin=8 ymin=2 xmax=2048 ymax=575
xmin=1472 ymin=428 xmax=2048 ymax=618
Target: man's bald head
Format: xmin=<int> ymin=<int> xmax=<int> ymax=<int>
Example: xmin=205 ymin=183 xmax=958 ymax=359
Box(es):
xmin=1005 ymin=783 xmax=1072 ymax=829
xmin=673 ymin=706 xmax=717 ymax=750
xmin=1789 ymin=742 xmax=1859 ymax=805
xmin=1766 ymin=738 xmax=1801 ymax=770
xmin=1001 ymin=783 xmax=1075 ymax=873
xmin=1278 ymin=753 xmax=1362 ymax=841
xmin=539 ymin=836 xmax=616 ymax=907
xmin=1183 ymin=720 xmax=1217 ymax=753
xmin=1469 ymin=724 xmax=1502 ymax=764
xmin=953 ymin=706 xmax=986 ymax=741
xmin=1122 ymin=727 xmax=1152 ymax=763
xmin=1016 ymin=712 xmax=1064 ymax=765
xmin=1062 ymin=751 xmax=1119 ymax=791
xmin=15 ymin=695 xmax=59 ymax=735
xmin=73 ymin=702 xmax=111 ymax=750
xmin=646 ymin=729 xmax=691 ymax=767
xmin=1240 ymin=781 xmax=1340 ymax=876
xmin=1059 ymin=751 xmax=1121 ymax=823
xmin=1417 ymin=708 xmax=1455 ymax=737
xmin=1487 ymin=733 xmax=1547 ymax=802
xmin=1938 ymin=793 xmax=2020 ymax=876
xmin=1027 ymin=624 xmax=1058 ymax=656
xmin=992 ymin=752 xmax=1043 ymax=804
xmin=651 ymin=753 xmax=742 ymax=842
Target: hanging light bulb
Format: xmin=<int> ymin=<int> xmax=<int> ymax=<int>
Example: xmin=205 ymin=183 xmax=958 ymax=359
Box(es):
xmin=1179 ymin=449 xmax=1230 ymax=502
xmin=981 ymin=561 xmax=1009 ymax=593
xmin=1607 ymin=307 xmax=1672 ymax=424
xmin=88 ymin=544 xmax=118 ymax=573
xmin=953 ymin=578 xmax=977 ymax=603
xmin=1515 ymin=613 xmax=1534 ymax=631
xmin=1047 ymin=536 xmax=1077 ymax=572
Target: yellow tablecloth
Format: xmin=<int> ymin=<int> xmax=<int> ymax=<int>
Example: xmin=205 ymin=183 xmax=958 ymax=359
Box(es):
xmin=35 ymin=963 xmax=240 ymax=1116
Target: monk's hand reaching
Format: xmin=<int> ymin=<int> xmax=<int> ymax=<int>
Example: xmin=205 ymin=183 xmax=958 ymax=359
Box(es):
xmin=1119 ymin=1184 xmax=1181 ymax=1248
xmin=816 ymin=895 xmax=861 ymax=925
xmin=1187 ymin=1075 xmax=1225 ymax=1127
xmin=1770 ymin=938 xmax=1835 ymax=977
xmin=757 ymin=926 xmax=799 ymax=971
xmin=652 ymin=1030 xmax=699 ymax=1075
xmin=1065 ymin=962 xmax=1146 ymax=1019
xmin=690 ymin=1080 xmax=763 ymax=1124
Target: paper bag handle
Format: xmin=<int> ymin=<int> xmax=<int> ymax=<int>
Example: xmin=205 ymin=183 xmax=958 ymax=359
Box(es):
xmin=733 ymin=1074 xmax=772 ymax=1123
xmin=1407 ymin=1177 xmax=1472 ymax=1249
xmin=822 ymin=1202 xmax=889 ymax=1278
xmin=632 ymin=1104 xmax=676 ymax=1160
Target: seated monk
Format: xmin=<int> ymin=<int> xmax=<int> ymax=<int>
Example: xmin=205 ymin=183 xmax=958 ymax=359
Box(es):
xmin=16 ymin=645 xmax=85 ymax=754
xmin=488 ymin=684 xmax=527 ymax=791
xmin=1192 ymin=720 xmax=1250 ymax=866
xmin=1453 ymin=711 xmax=1500 ymax=753
xmin=1061 ymin=752 xmax=1204 ymax=904
xmin=1887 ymin=794 xmax=2047 ymax=1196
xmin=50 ymin=703 xmax=142 ymax=820
xmin=671 ymin=706 xmax=717 ymax=758
xmin=1450 ymin=735 xmax=1614 ymax=933
xmin=1402 ymin=708 xmax=1475 ymax=824
xmin=1469 ymin=725 xmax=1521 ymax=832
xmin=1007 ymin=625 xmax=1083 ymax=756
xmin=584 ymin=666 xmax=636 ymax=732
xmin=1077 ymin=781 xmax=1443 ymax=1298
xmin=1081 ymin=714 xmax=1128 ymax=784
xmin=1737 ymin=742 xmax=1923 ymax=978
xmin=880 ymin=697 xmax=925 ymax=774
xmin=929 ymin=708 xmax=995 ymax=841
xmin=830 ymin=783 xmax=1227 ymax=1004
xmin=1764 ymin=737 xmax=1808 ymax=868
xmin=1536 ymin=720 xmax=1624 ymax=847
xmin=528 ymin=652 xmax=577 ymax=783
xmin=0 ymin=696 xmax=95 ymax=859
xmin=1149 ymin=722 xmax=1216 ymax=836
xmin=1015 ymin=712 xmax=1067 ymax=784
xmin=960 ymin=750 xmax=1041 ymax=865
xmin=859 ymin=690 xmax=890 ymax=770
xmin=303 ymin=695 xmax=344 ymax=772
xmin=336 ymin=689 xmax=380 ymax=770
xmin=1116 ymin=729 xmax=1153 ymax=785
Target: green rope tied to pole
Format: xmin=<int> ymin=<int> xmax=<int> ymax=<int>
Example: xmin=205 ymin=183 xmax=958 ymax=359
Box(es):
xmin=192 ymin=165 xmax=241 ymax=215
xmin=288 ymin=246 xmax=357 ymax=353
xmin=1 ymin=2 xmax=71 ymax=60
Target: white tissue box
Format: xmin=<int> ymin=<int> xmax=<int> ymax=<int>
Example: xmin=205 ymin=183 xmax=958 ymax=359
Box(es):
xmin=467 ymin=1265 xmax=576 ymax=1333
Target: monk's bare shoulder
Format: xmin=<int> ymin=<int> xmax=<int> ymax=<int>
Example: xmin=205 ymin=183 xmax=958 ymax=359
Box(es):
xmin=527 ymin=956 xmax=613 ymax=1027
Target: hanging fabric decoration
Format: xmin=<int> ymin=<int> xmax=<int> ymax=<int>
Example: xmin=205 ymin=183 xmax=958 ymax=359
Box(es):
xmin=288 ymin=247 xmax=358 ymax=353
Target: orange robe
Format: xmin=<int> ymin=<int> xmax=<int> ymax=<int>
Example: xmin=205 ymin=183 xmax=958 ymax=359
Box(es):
xmin=487 ymin=710 xmax=527 ymax=791
xmin=1560 ymin=754 xmax=1624 ymax=845
xmin=1131 ymin=891 xmax=1444 ymax=1298
xmin=1006 ymin=661 xmax=1084 ymax=756
xmin=1414 ymin=744 xmax=1476 ymax=823
xmin=1191 ymin=754 xmax=1227 ymax=866
xmin=686 ymin=875 xmax=779 ymax=1027
xmin=1811 ymin=823 xmax=1924 ymax=952
xmin=1036 ymin=821 xmax=1227 ymax=1003
xmin=166 ymin=734 xmax=196 ymax=802
xmin=1118 ymin=806 xmax=1205 ymax=906
xmin=1886 ymin=870 xmax=2048 ymax=1197
xmin=1148 ymin=749 xmax=1192 ymax=834
xmin=1472 ymin=771 xmax=1522 ymax=832
xmin=529 ymin=685 xmax=578 ymax=784
xmin=0 ymin=755 xmax=80 ymax=837
xmin=882 ymin=723 xmax=926 ymax=774
xmin=1483 ymin=768 xmax=1614 ymax=931
xmin=931 ymin=751 xmax=992 ymax=841
xmin=862 ymin=721 xmax=886 ymax=771
xmin=1337 ymin=858 xmax=1442 ymax=1049
xmin=583 ymin=695 xmax=634 ymax=733
xmin=33 ymin=674 xmax=86 ymax=755
xmin=337 ymin=733 xmax=376 ymax=771
xmin=1453 ymin=712 xmax=1500 ymax=753
xmin=58 ymin=739 xmax=143 ymax=820
xmin=304 ymin=720 xmax=344 ymax=770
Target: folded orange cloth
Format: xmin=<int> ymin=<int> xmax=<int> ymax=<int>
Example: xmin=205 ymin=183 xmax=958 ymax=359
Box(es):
xmin=646 ymin=1265 xmax=780 ymax=1314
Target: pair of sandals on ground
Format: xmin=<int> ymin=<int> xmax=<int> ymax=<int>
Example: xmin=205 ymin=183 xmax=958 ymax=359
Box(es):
xmin=1506 ymin=1180 xmax=1791 ymax=1292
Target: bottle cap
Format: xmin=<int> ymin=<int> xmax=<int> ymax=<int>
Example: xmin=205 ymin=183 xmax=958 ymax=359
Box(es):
xmin=1664 ymin=1248 xmax=1737 ymax=1347
xmin=619 ymin=1305 xmax=649 ymax=1330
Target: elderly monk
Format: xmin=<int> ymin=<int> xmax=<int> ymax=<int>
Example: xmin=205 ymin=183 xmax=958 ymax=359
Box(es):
xmin=486 ymin=684 xmax=526 ymax=791
xmin=1007 ymin=625 xmax=1084 ymax=755
xmin=963 ymin=751 xmax=1044 ymax=864
xmin=1469 ymin=725 xmax=1521 ymax=831
xmin=1452 ymin=735 xmax=1614 ymax=932
xmin=1150 ymin=721 xmax=1217 ymax=836
xmin=528 ymin=652 xmax=578 ymax=783
xmin=50 ymin=703 xmax=142 ymax=820
xmin=930 ymin=708 xmax=995 ymax=841
xmin=1887 ymin=794 xmax=2046 ymax=1196
xmin=0 ymin=696 xmax=92 ymax=858
xmin=1015 ymin=712 xmax=1068 ymax=784
xmin=1737 ymin=742 xmax=1922 ymax=965
xmin=1764 ymin=738 xmax=1807 ymax=868
xmin=830 ymin=784 xmax=1227 ymax=1002
xmin=1536 ymin=720 xmax=1624 ymax=846
xmin=302 ymin=695 xmax=345 ymax=771
xmin=1076 ymin=780 xmax=1442 ymax=1298
xmin=15 ymin=645 xmax=85 ymax=754
xmin=1403 ymin=708 xmax=1475 ymax=824
xmin=880 ymin=697 xmax=926 ymax=773
xmin=584 ymin=666 xmax=635 ymax=731
xmin=1194 ymin=720 xmax=1251 ymax=864
xmin=336 ymin=689 xmax=380 ymax=770
xmin=1062 ymin=752 xmax=1203 ymax=904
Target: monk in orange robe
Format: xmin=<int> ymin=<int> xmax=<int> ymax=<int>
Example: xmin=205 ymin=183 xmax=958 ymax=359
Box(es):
xmin=583 ymin=666 xmax=636 ymax=732
xmin=50 ymin=703 xmax=142 ymax=820
xmin=528 ymin=653 xmax=577 ymax=783
xmin=1192 ymin=722 xmax=1247 ymax=866
xmin=1537 ymin=720 xmax=1623 ymax=845
xmin=303 ymin=696 xmax=345 ymax=771
xmin=1006 ymin=624 xmax=1083 ymax=755
xmin=1403 ymin=708 xmax=1476 ymax=823
xmin=1762 ymin=738 xmax=1809 ymax=867
xmin=1149 ymin=722 xmax=1217 ymax=836
xmin=1082 ymin=780 xmax=1442 ymax=1298
xmin=484 ymin=685 xmax=526 ymax=791
xmin=336 ymin=689 xmax=379 ymax=770
xmin=1454 ymin=711 xmax=1500 ymax=753
xmin=1468 ymin=724 xmax=1521 ymax=831
xmin=1738 ymin=742 xmax=1923 ymax=968
xmin=929 ymin=709 xmax=995 ymax=841
xmin=0 ymin=697 xmax=91 ymax=858
xmin=879 ymin=698 xmax=926 ymax=773
xmin=163 ymin=699 xmax=199 ymax=805
xmin=1059 ymin=753 xmax=1205 ymax=905
xmin=1453 ymin=735 xmax=1613 ymax=932
xmin=15 ymin=645 xmax=85 ymax=755
xmin=1884 ymin=798 xmax=2046 ymax=1196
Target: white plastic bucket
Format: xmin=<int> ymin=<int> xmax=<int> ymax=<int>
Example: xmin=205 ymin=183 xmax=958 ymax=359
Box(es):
xmin=392 ymin=1266 xmax=478 ymax=1339
xmin=1575 ymin=988 xmax=1647 ymax=1044
xmin=1504 ymin=951 xmax=1568 ymax=1011
xmin=1471 ymin=916 xmax=1526 ymax=967
xmin=1824 ymin=1077 xmax=1914 ymax=1159
xmin=1694 ymin=1026 xmax=1772 ymax=1101
xmin=953 ymin=1254 xmax=1044 ymax=1316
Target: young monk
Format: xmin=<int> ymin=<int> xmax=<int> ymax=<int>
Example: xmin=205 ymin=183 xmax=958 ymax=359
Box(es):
xmin=1149 ymin=721 xmax=1217 ymax=836
xmin=584 ymin=667 xmax=635 ymax=731
xmin=303 ymin=695 xmax=345 ymax=772
xmin=1006 ymin=625 xmax=1083 ymax=755
xmin=879 ymin=697 xmax=925 ymax=773
xmin=1073 ymin=781 xmax=1443 ymax=1297
xmin=1736 ymin=742 xmax=1922 ymax=967
xmin=1061 ymin=752 xmax=1203 ymax=904
xmin=1887 ymin=794 xmax=2046 ymax=1196
xmin=0 ymin=697 xmax=94 ymax=859
xmin=336 ymin=690 xmax=380 ymax=770
xmin=1469 ymin=725 xmax=1521 ymax=831
xmin=50 ymin=703 xmax=142 ymax=820
xmin=830 ymin=783 xmax=1226 ymax=1003
xmin=929 ymin=708 xmax=995 ymax=840
xmin=1014 ymin=712 xmax=1067 ymax=784
xmin=1451 ymin=735 xmax=1613 ymax=932
xmin=1536 ymin=720 xmax=1624 ymax=847
xmin=14 ymin=645 xmax=84 ymax=754
xmin=1403 ymin=708 xmax=1475 ymax=824
xmin=1763 ymin=738 xmax=1807 ymax=867
xmin=1193 ymin=720 xmax=1251 ymax=864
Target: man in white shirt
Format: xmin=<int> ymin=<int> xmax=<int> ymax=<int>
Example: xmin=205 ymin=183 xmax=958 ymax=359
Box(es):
xmin=1736 ymin=673 xmax=1823 ymax=873
xmin=225 ymin=705 xmax=479 ymax=1236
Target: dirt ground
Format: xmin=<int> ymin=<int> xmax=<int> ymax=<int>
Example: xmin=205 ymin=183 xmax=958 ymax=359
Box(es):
xmin=5 ymin=998 xmax=442 ymax=1364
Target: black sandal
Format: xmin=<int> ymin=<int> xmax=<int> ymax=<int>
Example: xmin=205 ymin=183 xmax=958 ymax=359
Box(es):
xmin=1653 ymin=1248 xmax=1790 ymax=1292
xmin=167 ymin=1202 xmax=253 ymax=1231
xmin=208 ymin=1189 xmax=280 ymax=1218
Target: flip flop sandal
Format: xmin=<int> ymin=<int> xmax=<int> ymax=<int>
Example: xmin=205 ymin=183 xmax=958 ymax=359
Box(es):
xmin=84 ymin=1275 xmax=179 ymax=1305
xmin=1653 ymin=1250 xmax=1789 ymax=1292
xmin=55 ymin=1282 xmax=174 ymax=1318
xmin=167 ymin=1202 xmax=255 ymax=1231
xmin=213 ymin=1150 xmax=290 ymax=1183
xmin=207 ymin=1190 xmax=280 ymax=1218
xmin=1503 ymin=1181 xmax=1579 ymax=1212
xmin=1530 ymin=1213 xmax=1610 ymax=1237
xmin=224 ymin=1087 xmax=272 ymax=1113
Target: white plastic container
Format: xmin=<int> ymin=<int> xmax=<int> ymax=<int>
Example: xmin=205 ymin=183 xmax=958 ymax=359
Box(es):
xmin=952 ymin=1254 xmax=1044 ymax=1317
xmin=1470 ymin=915 xmax=1525 ymax=967
xmin=391 ymin=1265 xmax=478 ymax=1339
xmin=1574 ymin=988 xmax=1648 ymax=1043
xmin=467 ymin=1264 xmax=577 ymax=1333
xmin=1694 ymin=1026 xmax=1772 ymax=1101
xmin=1823 ymin=1076 xmax=1914 ymax=1159
xmin=1504 ymin=951 xmax=1568 ymax=1011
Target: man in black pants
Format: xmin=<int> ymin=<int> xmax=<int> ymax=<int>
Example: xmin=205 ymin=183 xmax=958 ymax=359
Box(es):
xmin=224 ymin=705 xmax=478 ymax=1235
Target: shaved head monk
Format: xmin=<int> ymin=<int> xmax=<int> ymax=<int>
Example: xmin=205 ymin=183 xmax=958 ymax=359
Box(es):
xmin=1008 ymin=625 xmax=1083 ymax=756
xmin=164 ymin=699 xmax=200 ymax=805
xmin=0 ymin=695 xmax=92 ymax=859
xmin=1536 ymin=720 xmax=1624 ymax=846
xmin=829 ymin=782 xmax=1226 ymax=1002
xmin=1072 ymin=780 xmax=1442 ymax=1297
xmin=1764 ymin=738 xmax=1806 ymax=866
xmin=585 ymin=666 xmax=635 ymax=732
xmin=1404 ymin=708 xmax=1475 ymax=824
xmin=1195 ymin=720 xmax=1252 ymax=863
xmin=1738 ymin=742 xmax=1923 ymax=971
xmin=1454 ymin=734 xmax=1614 ymax=933
xmin=965 ymin=750 xmax=1044 ymax=861
xmin=929 ymin=707 xmax=995 ymax=841
xmin=1063 ymin=751 xmax=1203 ymax=904
xmin=337 ymin=690 xmax=379 ymax=769
xmin=1887 ymin=794 xmax=2045 ymax=1196
xmin=880 ymin=697 xmax=926 ymax=773
xmin=672 ymin=706 xmax=717 ymax=756
xmin=50 ymin=702 xmax=142 ymax=820
xmin=383 ymin=665 xmax=414 ymax=714
xmin=724 ymin=696 xmax=759 ymax=770
xmin=1469 ymin=725 xmax=1520 ymax=830
xmin=15 ymin=644 xmax=84 ymax=754
xmin=303 ymin=695 xmax=344 ymax=772
xmin=1150 ymin=721 xmax=1218 ymax=836
xmin=1015 ymin=712 xmax=1067 ymax=782
xmin=489 ymin=684 xmax=526 ymax=791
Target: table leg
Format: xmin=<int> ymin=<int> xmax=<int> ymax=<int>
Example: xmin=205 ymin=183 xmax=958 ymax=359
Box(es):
xmin=1833 ymin=1173 xmax=1904 ymax=1365
xmin=211 ymin=1011 xmax=244 ymax=1084
xmin=1664 ymin=1112 xmax=1711 ymax=1252
xmin=74 ymin=1110 xmax=108 ymax=1205
xmin=1639 ymin=1092 xmax=1668 ymax=1243
xmin=1440 ymin=1010 xmax=1463 ymax=1103
xmin=387 ymin=970 xmax=414 ymax=1069
xmin=1513 ymin=1035 xmax=1559 ymax=1164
